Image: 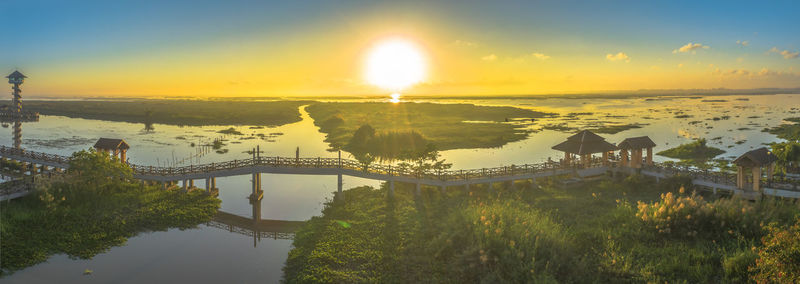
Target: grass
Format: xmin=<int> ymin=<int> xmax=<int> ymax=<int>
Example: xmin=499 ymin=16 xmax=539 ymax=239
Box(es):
xmin=283 ymin=176 xmax=800 ymax=283
xmin=306 ymin=102 xmax=553 ymax=151
xmin=657 ymin=139 xmax=725 ymax=162
xmin=22 ymin=100 xmax=310 ymax=126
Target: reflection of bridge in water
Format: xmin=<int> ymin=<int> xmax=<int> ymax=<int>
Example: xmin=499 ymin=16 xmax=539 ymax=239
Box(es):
xmin=206 ymin=193 xmax=304 ymax=246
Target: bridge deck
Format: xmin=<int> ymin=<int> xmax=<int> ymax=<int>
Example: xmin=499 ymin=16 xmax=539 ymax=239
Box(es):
xmin=2 ymin=145 xmax=798 ymax=199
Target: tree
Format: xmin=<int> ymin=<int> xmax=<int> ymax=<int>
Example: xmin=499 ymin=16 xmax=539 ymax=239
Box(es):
xmin=346 ymin=124 xmax=376 ymax=153
xmin=67 ymin=149 xmax=133 ymax=188
xmin=353 ymin=152 xmax=377 ymax=172
xmin=398 ymin=143 xmax=452 ymax=175
xmin=772 ymin=142 xmax=800 ymax=174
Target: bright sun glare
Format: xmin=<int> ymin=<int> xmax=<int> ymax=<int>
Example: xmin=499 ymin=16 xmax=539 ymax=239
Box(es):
xmin=365 ymin=38 xmax=426 ymax=92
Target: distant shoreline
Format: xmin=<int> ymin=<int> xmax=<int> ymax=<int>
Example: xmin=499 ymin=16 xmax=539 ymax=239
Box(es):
xmin=16 ymin=87 xmax=800 ymax=101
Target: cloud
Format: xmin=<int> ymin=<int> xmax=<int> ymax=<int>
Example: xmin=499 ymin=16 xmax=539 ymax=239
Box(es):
xmin=531 ymin=52 xmax=551 ymax=60
xmin=453 ymin=40 xmax=478 ymax=48
xmin=481 ymin=54 xmax=497 ymax=61
xmin=712 ymin=67 xmax=799 ymax=78
xmin=605 ymin=52 xmax=630 ymax=62
xmin=768 ymin=47 xmax=799 ymax=59
xmin=672 ymin=42 xmax=710 ymax=54
xmin=736 ymin=40 xmax=749 ymax=47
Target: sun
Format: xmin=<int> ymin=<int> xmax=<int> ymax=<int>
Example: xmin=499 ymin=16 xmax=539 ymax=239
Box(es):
xmin=365 ymin=38 xmax=426 ymax=92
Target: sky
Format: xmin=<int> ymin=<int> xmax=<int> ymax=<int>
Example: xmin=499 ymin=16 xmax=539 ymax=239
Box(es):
xmin=2 ymin=0 xmax=799 ymax=97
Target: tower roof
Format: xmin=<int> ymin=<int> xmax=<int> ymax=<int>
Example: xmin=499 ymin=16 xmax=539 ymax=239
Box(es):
xmin=6 ymin=71 xmax=26 ymax=79
xmin=552 ymin=130 xmax=618 ymax=155
xmin=618 ymin=136 xmax=657 ymax=149
xmin=733 ymin=147 xmax=778 ymax=167
xmin=93 ymin=138 xmax=130 ymax=151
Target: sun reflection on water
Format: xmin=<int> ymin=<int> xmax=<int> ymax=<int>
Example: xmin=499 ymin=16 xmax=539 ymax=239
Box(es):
xmin=390 ymin=93 xmax=401 ymax=103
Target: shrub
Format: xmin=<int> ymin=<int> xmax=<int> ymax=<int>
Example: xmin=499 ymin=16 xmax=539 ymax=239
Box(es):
xmin=750 ymin=219 xmax=800 ymax=283
xmin=636 ymin=191 xmax=775 ymax=239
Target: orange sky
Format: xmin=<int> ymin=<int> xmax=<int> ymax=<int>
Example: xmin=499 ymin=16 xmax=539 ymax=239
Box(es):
xmin=3 ymin=1 xmax=799 ymax=97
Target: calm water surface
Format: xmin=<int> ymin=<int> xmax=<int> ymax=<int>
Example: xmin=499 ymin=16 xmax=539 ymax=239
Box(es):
xmin=3 ymin=95 xmax=799 ymax=283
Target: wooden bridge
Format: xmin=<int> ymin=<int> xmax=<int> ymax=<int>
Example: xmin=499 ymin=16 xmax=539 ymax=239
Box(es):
xmin=1 ymin=145 xmax=799 ymax=200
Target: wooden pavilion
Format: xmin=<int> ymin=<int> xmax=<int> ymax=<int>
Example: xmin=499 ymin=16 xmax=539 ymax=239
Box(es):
xmin=733 ymin=147 xmax=777 ymax=192
xmin=94 ymin=138 xmax=130 ymax=162
xmin=617 ymin=136 xmax=657 ymax=168
xmin=552 ymin=130 xmax=618 ymax=168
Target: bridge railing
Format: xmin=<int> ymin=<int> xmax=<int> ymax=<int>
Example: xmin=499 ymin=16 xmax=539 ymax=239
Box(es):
xmin=0 ymin=145 xmax=71 ymax=165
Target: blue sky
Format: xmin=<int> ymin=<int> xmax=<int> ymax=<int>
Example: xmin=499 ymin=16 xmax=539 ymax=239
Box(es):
xmin=2 ymin=0 xmax=798 ymax=96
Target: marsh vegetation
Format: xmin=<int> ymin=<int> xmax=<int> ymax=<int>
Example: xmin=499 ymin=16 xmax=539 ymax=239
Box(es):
xmin=307 ymin=102 xmax=552 ymax=152
xmin=283 ymin=176 xmax=800 ymax=283
xmin=22 ymin=100 xmax=309 ymax=126
xmin=0 ymin=150 xmax=220 ymax=275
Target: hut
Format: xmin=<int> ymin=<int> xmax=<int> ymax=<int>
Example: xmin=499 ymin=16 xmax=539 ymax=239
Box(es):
xmin=94 ymin=138 xmax=130 ymax=162
xmin=733 ymin=147 xmax=778 ymax=192
xmin=617 ymin=136 xmax=657 ymax=168
xmin=552 ymin=130 xmax=618 ymax=168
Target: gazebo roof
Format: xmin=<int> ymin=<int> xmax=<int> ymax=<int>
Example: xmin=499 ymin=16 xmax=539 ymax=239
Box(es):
xmin=618 ymin=136 xmax=657 ymax=149
xmin=6 ymin=71 xmax=26 ymax=79
xmin=733 ymin=147 xmax=778 ymax=167
xmin=93 ymin=138 xmax=130 ymax=150
xmin=552 ymin=130 xmax=618 ymax=155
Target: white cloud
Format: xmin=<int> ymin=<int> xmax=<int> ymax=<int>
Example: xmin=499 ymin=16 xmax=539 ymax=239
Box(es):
xmin=453 ymin=40 xmax=478 ymax=48
xmin=768 ymin=47 xmax=799 ymax=59
xmin=672 ymin=42 xmax=710 ymax=54
xmin=531 ymin=52 xmax=551 ymax=60
xmin=736 ymin=40 xmax=749 ymax=47
xmin=481 ymin=54 xmax=497 ymax=61
xmin=605 ymin=52 xmax=630 ymax=62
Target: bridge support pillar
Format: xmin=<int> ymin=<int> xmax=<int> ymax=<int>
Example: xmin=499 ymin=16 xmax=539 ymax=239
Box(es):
xmin=337 ymin=174 xmax=343 ymax=194
xmin=189 ymin=179 xmax=194 ymax=188
xmin=486 ymin=182 xmax=493 ymax=193
xmin=712 ymin=187 xmax=717 ymax=195
xmin=388 ymin=180 xmax=394 ymax=197
xmin=415 ymin=183 xmax=421 ymax=197
xmin=211 ymin=177 xmax=216 ymax=189
xmin=205 ymin=178 xmax=211 ymax=191
xmin=182 ymin=180 xmax=188 ymax=190
xmin=251 ymin=172 xmax=263 ymax=201
xmin=440 ymin=185 xmax=446 ymax=194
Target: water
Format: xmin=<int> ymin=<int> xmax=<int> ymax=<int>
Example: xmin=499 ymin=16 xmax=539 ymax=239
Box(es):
xmin=2 ymin=94 xmax=798 ymax=283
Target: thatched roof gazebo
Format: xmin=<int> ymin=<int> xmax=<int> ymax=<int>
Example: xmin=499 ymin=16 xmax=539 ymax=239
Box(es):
xmin=733 ymin=147 xmax=778 ymax=192
xmin=618 ymin=136 xmax=657 ymax=168
xmin=552 ymin=130 xmax=618 ymax=167
xmin=94 ymin=138 xmax=130 ymax=162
